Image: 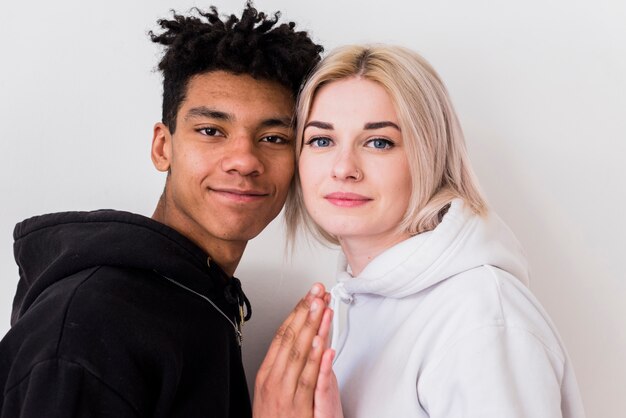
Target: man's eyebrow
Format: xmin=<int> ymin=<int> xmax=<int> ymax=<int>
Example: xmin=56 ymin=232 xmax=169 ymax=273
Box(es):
xmin=184 ymin=107 xmax=291 ymax=128
xmin=185 ymin=106 xmax=232 ymax=121
xmin=304 ymin=121 xmax=333 ymax=130
xmin=364 ymin=121 xmax=401 ymax=131
xmin=261 ymin=117 xmax=293 ymax=128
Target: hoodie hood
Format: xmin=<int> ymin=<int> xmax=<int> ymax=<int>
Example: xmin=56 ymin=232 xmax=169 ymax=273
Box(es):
xmin=11 ymin=210 xmax=238 ymax=326
xmin=335 ymin=199 xmax=529 ymax=299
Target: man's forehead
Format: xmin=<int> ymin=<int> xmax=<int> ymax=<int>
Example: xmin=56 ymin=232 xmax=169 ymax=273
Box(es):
xmin=186 ymin=71 xmax=293 ymax=100
xmin=177 ymin=74 xmax=294 ymax=126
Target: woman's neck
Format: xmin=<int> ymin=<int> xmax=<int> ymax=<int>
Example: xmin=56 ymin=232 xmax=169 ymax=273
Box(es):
xmin=339 ymin=231 xmax=412 ymax=277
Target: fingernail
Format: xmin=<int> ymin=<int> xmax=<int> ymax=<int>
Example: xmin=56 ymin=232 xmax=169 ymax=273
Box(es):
xmin=310 ymin=284 xmax=321 ymax=296
xmin=310 ymin=300 xmax=319 ymax=312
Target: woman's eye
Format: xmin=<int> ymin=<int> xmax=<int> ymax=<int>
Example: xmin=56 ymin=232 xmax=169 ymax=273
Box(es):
xmin=198 ymin=127 xmax=223 ymax=137
xmin=307 ymin=137 xmax=332 ymax=148
xmin=366 ymin=138 xmax=394 ymax=149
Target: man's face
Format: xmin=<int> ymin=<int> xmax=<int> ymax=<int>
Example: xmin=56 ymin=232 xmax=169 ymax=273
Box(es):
xmin=152 ymin=71 xmax=295 ymax=251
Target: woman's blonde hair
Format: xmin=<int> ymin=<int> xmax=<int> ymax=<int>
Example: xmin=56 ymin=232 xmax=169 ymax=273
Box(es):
xmin=285 ymin=44 xmax=487 ymax=246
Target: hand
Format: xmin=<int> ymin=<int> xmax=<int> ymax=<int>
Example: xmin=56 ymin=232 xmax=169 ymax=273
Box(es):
xmin=314 ymin=349 xmax=344 ymax=418
xmin=253 ymin=283 xmax=333 ymax=418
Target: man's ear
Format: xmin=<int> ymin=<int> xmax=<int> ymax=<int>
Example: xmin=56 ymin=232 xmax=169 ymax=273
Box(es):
xmin=151 ymin=122 xmax=172 ymax=172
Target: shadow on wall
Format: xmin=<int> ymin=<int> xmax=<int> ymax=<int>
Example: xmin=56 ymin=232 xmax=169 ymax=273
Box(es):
xmin=467 ymin=122 xmax=624 ymax=417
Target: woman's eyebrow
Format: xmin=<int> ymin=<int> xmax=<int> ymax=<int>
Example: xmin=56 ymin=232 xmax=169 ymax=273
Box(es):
xmin=364 ymin=121 xmax=401 ymax=131
xmin=304 ymin=121 xmax=333 ymax=130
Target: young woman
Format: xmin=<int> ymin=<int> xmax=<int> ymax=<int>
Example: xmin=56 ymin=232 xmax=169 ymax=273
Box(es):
xmin=287 ymin=45 xmax=586 ymax=417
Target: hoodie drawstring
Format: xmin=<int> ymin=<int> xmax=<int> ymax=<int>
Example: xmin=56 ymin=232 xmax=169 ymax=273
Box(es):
xmin=224 ymin=277 xmax=252 ymax=321
xmin=330 ymin=283 xmax=353 ymax=353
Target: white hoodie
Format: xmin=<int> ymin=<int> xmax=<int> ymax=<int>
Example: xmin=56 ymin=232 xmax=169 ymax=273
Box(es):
xmin=330 ymin=199 xmax=585 ymax=418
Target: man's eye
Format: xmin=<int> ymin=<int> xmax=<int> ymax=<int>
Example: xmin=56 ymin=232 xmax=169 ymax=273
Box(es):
xmin=261 ymin=135 xmax=289 ymax=144
xmin=366 ymin=138 xmax=394 ymax=149
xmin=198 ymin=127 xmax=223 ymax=137
xmin=306 ymin=137 xmax=332 ymax=148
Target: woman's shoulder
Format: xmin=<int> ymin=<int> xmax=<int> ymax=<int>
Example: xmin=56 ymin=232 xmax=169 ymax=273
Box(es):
xmin=422 ymin=265 xmax=565 ymax=356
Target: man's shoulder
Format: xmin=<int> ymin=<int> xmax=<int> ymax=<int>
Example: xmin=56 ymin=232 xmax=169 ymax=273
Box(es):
xmin=27 ymin=265 xmax=165 ymax=322
xmin=2 ymin=266 xmax=163 ymax=355
xmin=11 ymin=264 xmax=234 ymax=352
xmin=60 ymin=266 xmax=237 ymax=352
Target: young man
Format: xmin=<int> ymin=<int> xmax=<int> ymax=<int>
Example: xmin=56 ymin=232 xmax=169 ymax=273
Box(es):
xmin=0 ymin=4 xmax=329 ymax=417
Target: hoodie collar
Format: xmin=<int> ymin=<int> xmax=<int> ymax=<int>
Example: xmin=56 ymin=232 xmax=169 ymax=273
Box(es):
xmin=11 ymin=210 xmax=250 ymax=324
xmin=335 ymin=199 xmax=530 ymax=299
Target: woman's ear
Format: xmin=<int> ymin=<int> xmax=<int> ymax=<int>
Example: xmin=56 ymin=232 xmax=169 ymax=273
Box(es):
xmin=151 ymin=122 xmax=172 ymax=172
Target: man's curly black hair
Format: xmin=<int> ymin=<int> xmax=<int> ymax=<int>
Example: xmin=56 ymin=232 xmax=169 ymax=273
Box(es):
xmin=150 ymin=2 xmax=323 ymax=133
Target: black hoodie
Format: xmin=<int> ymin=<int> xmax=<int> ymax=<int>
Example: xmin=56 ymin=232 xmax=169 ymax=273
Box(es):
xmin=0 ymin=210 xmax=252 ymax=417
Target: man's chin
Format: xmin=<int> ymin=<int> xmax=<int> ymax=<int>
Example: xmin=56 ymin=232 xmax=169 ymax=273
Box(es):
xmin=214 ymin=225 xmax=269 ymax=242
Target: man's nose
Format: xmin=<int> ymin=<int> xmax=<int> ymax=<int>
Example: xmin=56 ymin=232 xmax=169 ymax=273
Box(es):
xmin=220 ymin=136 xmax=264 ymax=176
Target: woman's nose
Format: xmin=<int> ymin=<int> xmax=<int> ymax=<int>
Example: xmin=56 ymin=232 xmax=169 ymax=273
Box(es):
xmin=331 ymin=151 xmax=362 ymax=181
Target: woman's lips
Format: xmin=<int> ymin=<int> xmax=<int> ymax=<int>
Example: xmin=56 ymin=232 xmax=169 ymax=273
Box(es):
xmin=324 ymin=192 xmax=372 ymax=207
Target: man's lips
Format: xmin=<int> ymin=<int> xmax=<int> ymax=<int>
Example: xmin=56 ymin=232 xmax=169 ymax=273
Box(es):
xmin=210 ymin=187 xmax=269 ymax=202
xmin=324 ymin=192 xmax=372 ymax=207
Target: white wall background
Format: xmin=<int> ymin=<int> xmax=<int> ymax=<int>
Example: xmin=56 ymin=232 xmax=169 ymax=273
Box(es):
xmin=1 ymin=0 xmax=624 ymax=416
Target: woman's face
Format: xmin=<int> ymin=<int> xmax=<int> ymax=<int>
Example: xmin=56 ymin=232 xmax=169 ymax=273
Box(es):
xmin=299 ymin=77 xmax=412 ymax=247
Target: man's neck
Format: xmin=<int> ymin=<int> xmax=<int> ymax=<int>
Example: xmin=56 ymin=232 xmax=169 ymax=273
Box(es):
xmin=151 ymin=200 xmax=246 ymax=277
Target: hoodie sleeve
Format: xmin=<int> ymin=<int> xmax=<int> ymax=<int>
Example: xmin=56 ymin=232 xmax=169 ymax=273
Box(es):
xmin=418 ymin=325 xmax=569 ymax=418
xmin=2 ymin=358 xmax=139 ymax=418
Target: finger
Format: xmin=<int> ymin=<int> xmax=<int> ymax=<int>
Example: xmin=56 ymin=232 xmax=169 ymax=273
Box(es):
xmin=256 ymin=306 xmax=298 ymax=382
xmin=318 ymin=348 xmax=335 ymax=389
xmin=293 ymin=334 xmax=326 ymax=408
xmin=260 ymin=283 xmax=325 ymax=381
xmin=257 ymin=284 xmax=324 ymax=380
xmin=316 ymin=307 xmax=334 ymax=353
xmin=254 ymin=284 xmax=328 ymax=416
xmin=317 ymin=348 xmax=336 ymax=391
xmin=313 ymin=349 xmax=340 ymax=418
xmin=274 ymin=294 xmax=326 ymax=388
